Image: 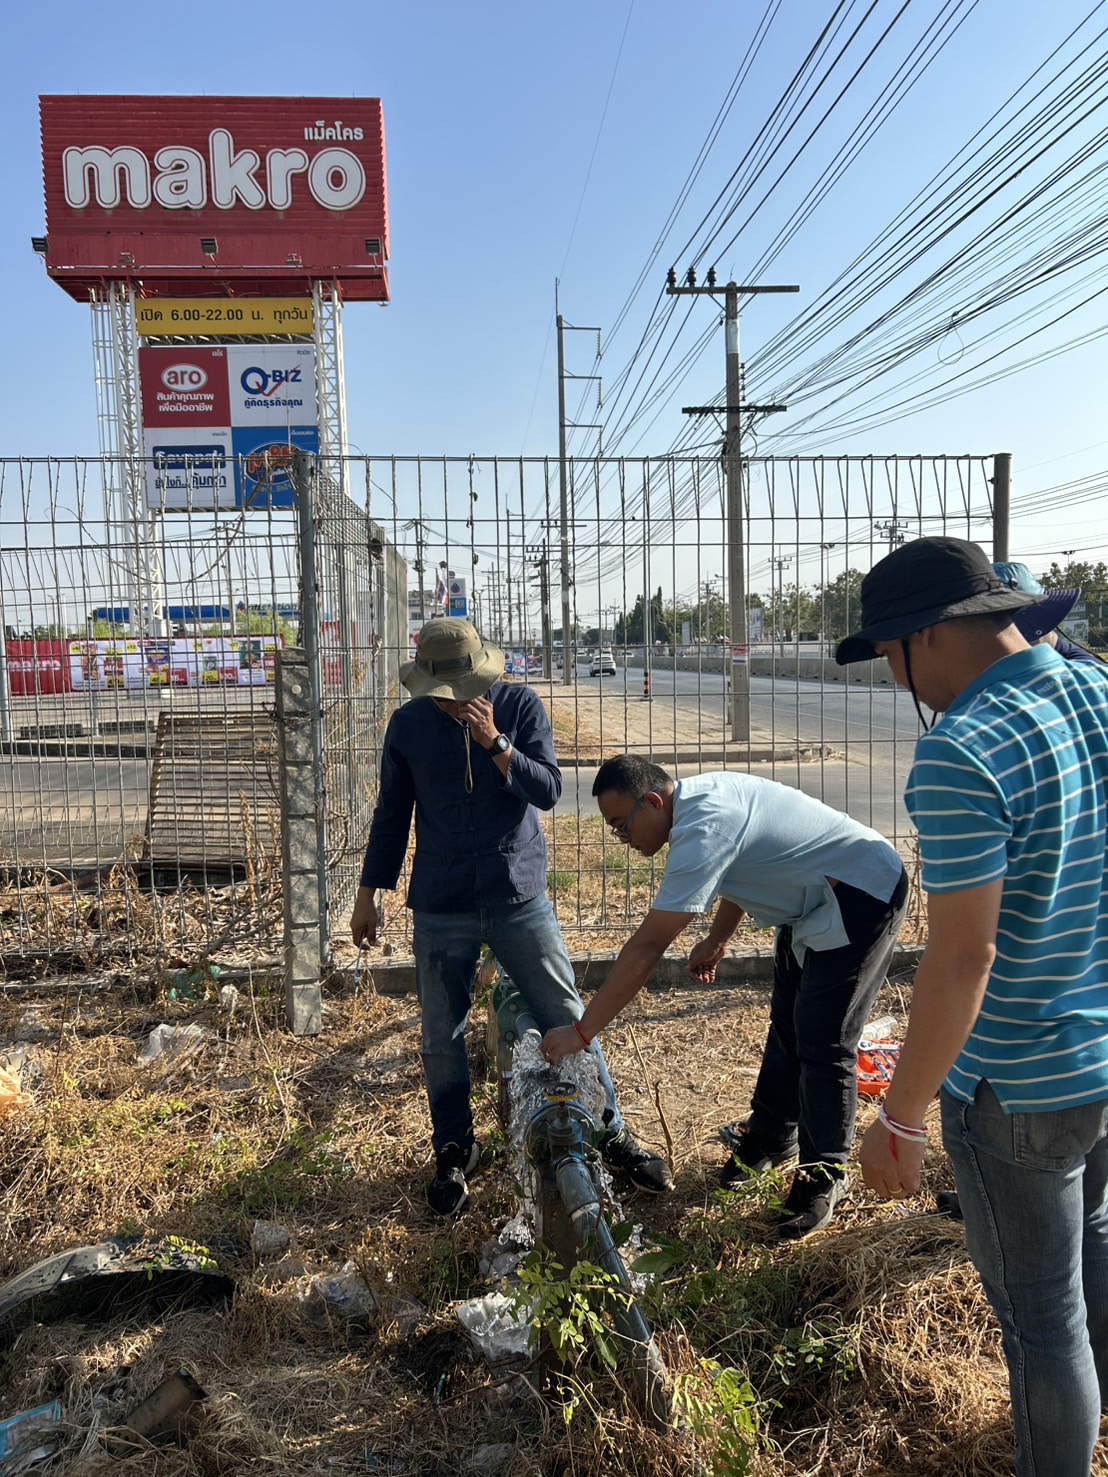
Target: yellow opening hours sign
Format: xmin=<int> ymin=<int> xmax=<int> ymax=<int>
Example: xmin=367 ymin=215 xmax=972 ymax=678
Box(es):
xmin=135 ymin=298 xmax=313 ymax=337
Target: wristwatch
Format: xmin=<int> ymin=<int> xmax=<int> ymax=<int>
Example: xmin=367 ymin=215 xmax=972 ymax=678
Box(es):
xmin=491 ymin=734 xmax=512 ymax=755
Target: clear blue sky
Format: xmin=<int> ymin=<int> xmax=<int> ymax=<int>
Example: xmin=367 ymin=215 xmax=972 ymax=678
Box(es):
xmin=4 ymin=0 xmax=1106 ymax=587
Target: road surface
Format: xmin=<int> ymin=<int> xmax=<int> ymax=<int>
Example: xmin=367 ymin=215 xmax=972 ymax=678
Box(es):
xmin=2 ymin=671 xmax=922 ymax=863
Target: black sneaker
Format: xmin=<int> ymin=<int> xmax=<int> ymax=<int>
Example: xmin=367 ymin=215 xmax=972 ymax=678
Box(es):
xmin=719 ymin=1129 xmax=798 ymax=1188
xmin=936 ymin=1190 xmax=963 ymax=1221
xmin=777 ymin=1166 xmax=849 ymax=1239
xmin=599 ymin=1129 xmax=674 ymax=1194
xmin=426 ymin=1140 xmax=480 ymax=1217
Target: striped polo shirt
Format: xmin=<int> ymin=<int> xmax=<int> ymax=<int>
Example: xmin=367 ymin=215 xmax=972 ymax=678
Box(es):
xmin=906 ymin=644 xmax=1108 ymax=1111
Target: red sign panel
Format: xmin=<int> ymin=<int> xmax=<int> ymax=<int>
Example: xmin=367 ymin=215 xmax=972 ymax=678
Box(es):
xmin=6 ymin=641 xmax=73 ymax=696
xmin=39 ymin=96 xmax=389 ymax=302
xmin=140 ymin=346 xmax=231 ymax=426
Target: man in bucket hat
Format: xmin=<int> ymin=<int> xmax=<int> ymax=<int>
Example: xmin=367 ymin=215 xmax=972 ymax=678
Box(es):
xmin=837 ymin=536 xmax=1108 ymax=1475
xmin=994 ymin=559 xmax=1105 ymax=664
xmin=351 ymin=618 xmax=672 ymax=1216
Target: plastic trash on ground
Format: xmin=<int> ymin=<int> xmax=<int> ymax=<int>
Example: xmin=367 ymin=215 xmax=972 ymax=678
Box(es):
xmin=455 ymin=1289 xmax=534 ymax=1367
xmin=250 ymin=1220 xmax=290 ymax=1257
xmin=0 ymin=1399 xmax=62 ymax=1473
xmin=0 ymin=1065 xmax=33 ymax=1117
xmin=138 ymin=1023 xmax=209 ymax=1064
xmin=479 ymin=1210 xmax=534 ymax=1283
xmin=861 ymin=1014 xmax=898 ymax=1041
xmin=466 ymin=1443 xmax=516 ymax=1474
xmin=298 ymin=1262 xmax=425 ymax=1333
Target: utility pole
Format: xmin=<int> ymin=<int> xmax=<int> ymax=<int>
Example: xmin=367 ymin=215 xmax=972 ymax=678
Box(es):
xmin=992 ymin=452 xmax=1011 ymax=563
xmin=528 ymin=541 xmax=554 ymax=677
xmin=670 ymin=269 xmax=799 ymax=741
xmin=555 ymin=286 xmax=602 ymax=686
xmin=819 ymin=542 xmax=836 ymax=646
xmin=876 ymin=519 xmax=909 ymax=550
xmin=506 ymin=508 xmax=514 ymax=651
xmin=772 ymin=555 xmax=793 ymax=648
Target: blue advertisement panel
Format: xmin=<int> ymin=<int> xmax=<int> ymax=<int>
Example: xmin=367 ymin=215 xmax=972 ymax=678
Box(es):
xmin=232 ymin=426 xmax=319 ymax=509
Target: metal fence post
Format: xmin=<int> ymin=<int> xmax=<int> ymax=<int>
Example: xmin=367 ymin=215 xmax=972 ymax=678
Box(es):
xmin=276 ymin=645 xmax=323 ymax=1036
xmin=293 ymin=450 xmax=330 ymax=972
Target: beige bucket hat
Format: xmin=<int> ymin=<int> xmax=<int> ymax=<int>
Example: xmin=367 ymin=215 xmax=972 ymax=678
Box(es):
xmin=400 ymin=617 xmax=505 ymax=700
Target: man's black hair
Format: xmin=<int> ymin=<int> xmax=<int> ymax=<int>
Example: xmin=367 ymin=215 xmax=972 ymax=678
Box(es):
xmin=592 ymin=755 xmax=673 ymax=799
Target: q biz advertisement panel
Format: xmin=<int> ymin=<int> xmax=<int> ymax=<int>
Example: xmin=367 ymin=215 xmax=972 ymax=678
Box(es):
xmin=226 ymin=345 xmax=316 ymax=428
xmin=39 ymin=95 xmax=389 ymax=300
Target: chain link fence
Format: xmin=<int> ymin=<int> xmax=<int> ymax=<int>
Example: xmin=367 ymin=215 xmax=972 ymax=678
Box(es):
xmin=0 ymin=450 xmax=1001 ymax=976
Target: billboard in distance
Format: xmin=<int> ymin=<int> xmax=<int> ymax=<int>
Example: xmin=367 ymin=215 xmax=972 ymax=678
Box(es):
xmin=39 ymin=95 xmax=389 ymax=301
xmin=66 ymin=636 xmax=280 ymax=690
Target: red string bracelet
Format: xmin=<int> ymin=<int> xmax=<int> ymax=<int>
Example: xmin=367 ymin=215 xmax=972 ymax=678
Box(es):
xmin=572 ymin=1019 xmax=591 ymax=1047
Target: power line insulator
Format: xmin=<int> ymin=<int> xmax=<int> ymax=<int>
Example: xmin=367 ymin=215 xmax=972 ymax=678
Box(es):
xmin=686 ymin=267 xmax=697 ymax=287
xmin=706 ymin=267 xmax=717 ymax=289
xmin=666 ymin=268 xmax=677 ymax=288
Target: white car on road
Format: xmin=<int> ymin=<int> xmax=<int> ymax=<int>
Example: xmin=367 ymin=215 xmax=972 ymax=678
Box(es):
xmin=590 ymin=649 xmax=617 ymax=676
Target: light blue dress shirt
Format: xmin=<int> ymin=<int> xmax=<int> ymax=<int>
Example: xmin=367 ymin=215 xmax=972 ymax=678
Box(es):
xmin=651 ymin=772 xmax=903 ymax=960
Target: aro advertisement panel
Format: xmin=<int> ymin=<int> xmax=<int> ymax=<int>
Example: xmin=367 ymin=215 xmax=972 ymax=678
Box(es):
xmin=39 ymin=95 xmax=389 ymax=301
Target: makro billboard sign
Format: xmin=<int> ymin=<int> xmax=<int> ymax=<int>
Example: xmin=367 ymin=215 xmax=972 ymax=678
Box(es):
xmin=39 ymin=96 xmax=389 ymax=301
xmin=139 ymin=344 xmax=318 ymax=510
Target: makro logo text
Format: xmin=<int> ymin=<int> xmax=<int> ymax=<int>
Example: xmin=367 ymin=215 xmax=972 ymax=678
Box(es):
xmin=240 ymin=366 xmax=302 ymax=397
xmin=161 ymin=364 xmax=208 ymax=391
xmin=61 ymin=128 xmax=368 ymax=212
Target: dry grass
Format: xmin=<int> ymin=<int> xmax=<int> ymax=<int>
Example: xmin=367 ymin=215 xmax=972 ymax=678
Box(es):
xmin=2 ymin=969 xmax=1099 ymax=1475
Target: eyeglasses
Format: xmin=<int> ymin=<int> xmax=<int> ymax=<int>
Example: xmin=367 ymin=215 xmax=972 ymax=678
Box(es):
xmin=611 ymin=793 xmax=648 ymax=839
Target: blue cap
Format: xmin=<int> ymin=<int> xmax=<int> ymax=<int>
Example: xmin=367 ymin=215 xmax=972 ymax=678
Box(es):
xmin=992 ymin=562 xmax=1079 ymax=642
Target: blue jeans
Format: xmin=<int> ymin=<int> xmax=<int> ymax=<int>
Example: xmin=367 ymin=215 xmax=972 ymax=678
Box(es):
xmin=942 ymin=1081 xmax=1108 ymax=1476
xmin=747 ymin=868 xmax=909 ymax=1167
xmin=412 ymin=894 xmax=622 ymax=1153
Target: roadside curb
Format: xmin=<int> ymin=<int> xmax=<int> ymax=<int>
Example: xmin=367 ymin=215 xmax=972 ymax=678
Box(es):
xmin=5 ymin=741 xmax=816 ymax=765
xmin=555 ymin=746 xmax=816 ymax=767
xmin=357 ymin=943 xmax=925 ymax=996
xmin=1 ymin=739 xmax=155 ymax=759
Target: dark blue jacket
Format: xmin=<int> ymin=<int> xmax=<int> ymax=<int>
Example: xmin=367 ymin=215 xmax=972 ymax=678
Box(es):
xmin=1054 ymin=633 xmax=1106 ymax=665
xmin=359 ymin=682 xmax=561 ymax=912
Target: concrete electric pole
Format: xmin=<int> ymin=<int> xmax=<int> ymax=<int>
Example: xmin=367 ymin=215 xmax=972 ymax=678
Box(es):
xmin=669 ymin=269 xmax=798 ymax=741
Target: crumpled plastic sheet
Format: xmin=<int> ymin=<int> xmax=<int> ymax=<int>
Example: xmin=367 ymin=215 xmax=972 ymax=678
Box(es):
xmin=455 ymin=1289 xmax=534 ymax=1366
xmin=137 ymin=1023 xmax=209 ymax=1064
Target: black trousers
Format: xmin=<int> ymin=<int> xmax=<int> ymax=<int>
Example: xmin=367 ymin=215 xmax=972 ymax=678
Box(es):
xmin=747 ymin=866 xmax=910 ymax=1168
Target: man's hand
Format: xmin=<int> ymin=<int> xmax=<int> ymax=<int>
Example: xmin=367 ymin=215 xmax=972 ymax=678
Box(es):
xmin=688 ymin=938 xmax=726 ymax=983
xmin=350 ymin=887 xmax=379 ymax=945
xmin=859 ymin=1117 xmax=926 ymax=1199
xmin=457 ymin=696 xmax=499 ymax=749
xmin=541 ymin=1024 xmax=587 ymax=1065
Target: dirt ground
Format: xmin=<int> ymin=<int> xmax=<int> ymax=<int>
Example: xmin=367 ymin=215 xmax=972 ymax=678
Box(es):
xmin=2 ymin=960 xmax=1103 ymax=1477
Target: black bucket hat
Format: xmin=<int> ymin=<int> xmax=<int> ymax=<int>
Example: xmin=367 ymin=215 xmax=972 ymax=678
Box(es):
xmin=835 ymin=536 xmax=1038 ymax=664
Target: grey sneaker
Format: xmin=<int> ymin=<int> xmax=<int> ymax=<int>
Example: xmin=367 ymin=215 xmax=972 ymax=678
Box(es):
xmin=426 ymin=1140 xmax=480 ymax=1217
xmin=600 ymin=1129 xmax=674 ymax=1194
